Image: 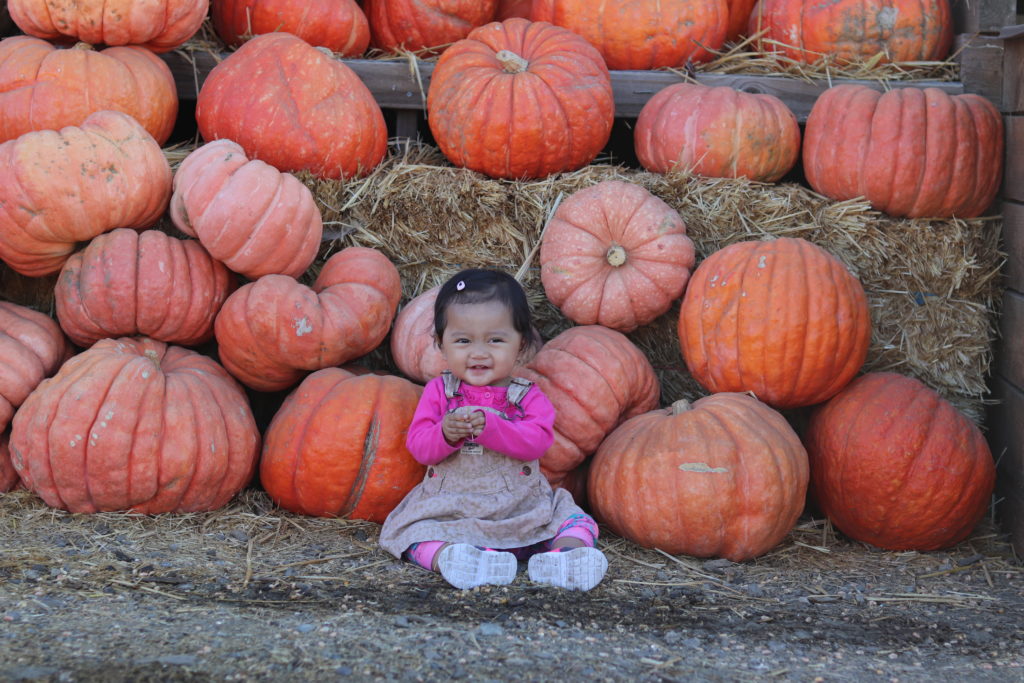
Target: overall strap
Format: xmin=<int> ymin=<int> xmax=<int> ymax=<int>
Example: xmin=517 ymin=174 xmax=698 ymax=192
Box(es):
xmin=505 ymin=377 xmax=534 ymax=410
xmin=440 ymin=370 xmax=461 ymax=400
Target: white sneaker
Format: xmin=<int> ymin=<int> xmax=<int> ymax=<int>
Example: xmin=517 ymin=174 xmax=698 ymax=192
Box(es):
xmin=436 ymin=543 xmax=518 ymax=590
xmin=528 ymin=546 xmax=608 ymax=591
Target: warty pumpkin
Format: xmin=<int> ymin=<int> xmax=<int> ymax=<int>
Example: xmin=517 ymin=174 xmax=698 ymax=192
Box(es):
xmin=212 ymin=0 xmax=370 ymax=54
xmin=364 ymin=0 xmax=497 ymax=53
xmin=0 ymin=110 xmax=172 ymax=277
xmin=0 ymin=36 xmax=178 ymax=145
xmin=427 ymin=18 xmax=614 ymax=180
xmin=260 ymin=368 xmax=425 ymax=521
xmin=10 ymin=337 xmax=260 ymax=514
xmin=214 ymin=246 xmax=402 ymax=392
xmin=55 ymin=229 xmax=236 ymax=348
xmin=635 ymin=83 xmax=801 ymax=182
xmin=540 ymin=180 xmax=696 ymax=332
xmin=678 ymin=237 xmax=871 ymax=409
xmin=390 ymin=285 xmax=448 ymax=384
xmin=589 ymin=393 xmax=809 ymax=560
xmin=0 ymin=301 xmax=71 ymax=433
xmin=170 ymin=139 xmax=323 ymax=280
xmin=803 ymin=84 xmax=1003 ymax=219
xmin=805 ymin=372 xmax=995 ymax=550
xmin=196 ymin=32 xmax=387 ymax=180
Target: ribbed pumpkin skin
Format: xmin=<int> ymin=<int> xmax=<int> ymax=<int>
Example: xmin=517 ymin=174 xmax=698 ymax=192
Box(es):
xmin=803 ymin=85 xmax=1003 ymax=219
xmin=0 ymin=36 xmax=178 ymax=145
xmin=540 ymin=180 xmax=696 ymax=332
xmin=170 ymin=139 xmax=323 ymax=280
xmin=213 ymin=0 xmax=369 ymax=54
xmin=724 ymin=0 xmax=757 ymax=42
xmin=678 ymin=238 xmax=871 ymax=409
xmin=519 ymin=325 xmax=660 ymax=487
xmin=589 ymin=393 xmax=809 ymax=560
xmin=531 ymin=0 xmax=728 ymax=69
xmin=9 ymin=0 xmax=209 ymax=52
xmin=365 ymin=0 xmax=497 ymax=53
xmin=0 ymin=433 xmax=17 ymax=492
xmin=261 ymin=368 xmax=425 ymax=521
xmin=0 ymin=301 xmax=70 ymax=433
xmin=497 ymin=0 xmax=531 ymax=18
xmin=805 ymin=373 xmax=995 ymax=550
xmin=427 ymin=18 xmax=613 ymax=180
xmin=635 ymin=84 xmax=801 ymax=182
xmin=390 ymin=286 xmax=448 ymax=383
xmin=214 ymin=246 xmax=402 ymax=392
xmin=55 ymin=229 xmax=235 ymax=348
xmin=748 ymin=0 xmax=952 ymax=64
xmin=196 ymin=32 xmax=387 ymax=180
xmin=0 ymin=111 xmax=172 ymax=277
xmin=10 ymin=337 xmax=260 ymax=514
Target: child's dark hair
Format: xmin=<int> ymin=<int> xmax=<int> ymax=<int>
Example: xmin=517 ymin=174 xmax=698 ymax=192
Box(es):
xmin=434 ymin=269 xmax=539 ymax=352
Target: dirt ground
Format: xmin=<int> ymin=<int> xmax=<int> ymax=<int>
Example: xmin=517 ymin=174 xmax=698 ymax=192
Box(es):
xmin=1 ymin=488 xmax=1022 ymax=682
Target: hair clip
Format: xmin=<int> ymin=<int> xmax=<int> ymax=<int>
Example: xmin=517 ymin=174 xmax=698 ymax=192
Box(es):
xmin=456 ymin=280 xmax=466 ymax=291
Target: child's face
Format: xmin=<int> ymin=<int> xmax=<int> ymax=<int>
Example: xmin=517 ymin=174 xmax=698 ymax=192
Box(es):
xmin=439 ymin=300 xmax=523 ymax=387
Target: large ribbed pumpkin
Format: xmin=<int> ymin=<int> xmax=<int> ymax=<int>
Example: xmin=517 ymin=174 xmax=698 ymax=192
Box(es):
xmin=9 ymin=0 xmax=208 ymax=51
xmin=589 ymin=393 xmax=809 ymax=560
xmin=215 ymin=246 xmax=402 ymax=392
xmin=169 ymin=139 xmax=323 ymax=280
xmin=0 ymin=36 xmax=178 ymax=145
xmin=364 ymin=0 xmax=497 ymax=53
xmin=260 ymin=368 xmax=424 ymax=521
xmin=678 ymin=238 xmax=871 ymax=409
xmin=196 ymin=32 xmax=387 ymax=180
xmin=390 ymin=286 xmax=447 ymax=383
xmin=0 ymin=110 xmax=172 ymax=277
xmin=805 ymin=372 xmax=995 ymax=551
xmin=0 ymin=301 xmax=71 ymax=433
xmin=748 ymin=0 xmax=952 ymax=64
xmin=427 ymin=18 xmax=614 ymax=180
xmin=212 ymin=0 xmax=369 ymax=54
xmin=540 ymin=180 xmax=695 ymax=332
xmin=803 ymin=85 xmax=1003 ymax=219
xmin=531 ymin=0 xmax=728 ymax=69
xmin=519 ymin=325 xmax=660 ymax=487
xmin=55 ymin=229 xmax=236 ymax=348
xmin=10 ymin=338 xmax=260 ymax=514
xmin=635 ymin=84 xmax=801 ymax=182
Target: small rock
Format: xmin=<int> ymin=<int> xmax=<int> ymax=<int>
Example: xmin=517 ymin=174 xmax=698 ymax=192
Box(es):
xmin=664 ymin=630 xmax=680 ymax=644
xmin=393 ymin=615 xmax=410 ymax=628
xmin=703 ymin=559 xmax=734 ymax=572
xmin=335 ymin=666 xmax=353 ymax=676
xmin=296 ymin=624 xmax=315 ymax=633
xmin=477 ymin=623 xmax=504 ymax=637
xmin=23 ymin=569 xmax=41 ymax=581
xmin=157 ymin=655 xmax=198 ymax=666
xmin=744 ymin=583 xmax=765 ymax=597
xmin=682 ymin=637 xmax=701 ymax=649
xmin=229 ymin=530 xmax=249 ymax=542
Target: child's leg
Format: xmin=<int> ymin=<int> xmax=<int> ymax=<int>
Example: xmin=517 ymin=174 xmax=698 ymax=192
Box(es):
xmin=547 ymin=513 xmax=600 ymax=550
xmin=404 ymin=541 xmax=517 ymax=589
xmin=404 ymin=541 xmax=446 ymax=571
xmin=528 ymin=514 xmax=607 ymax=591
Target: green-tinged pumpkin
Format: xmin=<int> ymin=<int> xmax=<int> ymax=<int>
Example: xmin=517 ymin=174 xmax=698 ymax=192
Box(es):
xmin=260 ymin=368 xmax=424 ymax=521
xmin=589 ymin=393 xmax=809 ymax=560
xmin=805 ymin=372 xmax=995 ymax=551
xmin=10 ymin=337 xmax=260 ymax=514
xmin=212 ymin=0 xmax=369 ymax=54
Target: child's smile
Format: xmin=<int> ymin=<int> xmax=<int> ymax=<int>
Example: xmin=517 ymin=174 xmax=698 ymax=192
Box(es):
xmin=440 ymin=300 xmax=523 ymax=387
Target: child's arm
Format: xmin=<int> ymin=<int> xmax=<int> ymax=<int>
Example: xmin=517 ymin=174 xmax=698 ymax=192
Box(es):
xmin=474 ymin=386 xmax=555 ymax=462
xmin=405 ymin=379 xmax=462 ymax=466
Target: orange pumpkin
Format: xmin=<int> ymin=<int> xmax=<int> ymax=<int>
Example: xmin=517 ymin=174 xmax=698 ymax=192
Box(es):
xmin=0 ymin=36 xmax=178 ymax=145
xmin=196 ymin=32 xmax=387 ymax=180
xmin=364 ymin=0 xmax=497 ymax=53
xmin=0 ymin=432 xmax=17 ymax=492
xmin=724 ymin=0 xmax=757 ymax=42
xmin=590 ymin=393 xmax=808 ymax=560
xmin=519 ymin=325 xmax=660 ymax=487
xmin=531 ymin=0 xmax=728 ymax=69
xmin=170 ymin=139 xmax=323 ymax=280
xmin=0 ymin=110 xmax=172 ymax=277
xmin=803 ymin=85 xmax=1003 ymax=219
xmin=540 ymin=180 xmax=696 ymax=332
xmin=10 ymin=337 xmax=260 ymax=513
xmin=0 ymin=301 xmax=71 ymax=433
xmin=214 ymin=246 xmax=402 ymax=392
xmin=748 ymin=0 xmax=952 ymax=64
xmin=427 ymin=18 xmax=613 ymax=180
xmin=212 ymin=0 xmax=370 ymax=54
xmin=390 ymin=286 xmax=447 ymax=383
xmin=805 ymin=373 xmax=995 ymax=550
xmin=260 ymin=368 xmax=425 ymax=521
xmin=497 ymin=0 xmax=531 ymax=18
xmin=678 ymin=237 xmax=871 ymax=409
xmin=635 ymin=84 xmax=800 ymax=182
xmin=9 ymin=0 xmax=209 ymax=52
xmin=55 ymin=229 xmax=236 ymax=348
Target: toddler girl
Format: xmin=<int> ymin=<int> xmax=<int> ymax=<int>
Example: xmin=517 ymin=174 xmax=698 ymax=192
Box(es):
xmin=379 ymin=269 xmax=607 ymax=591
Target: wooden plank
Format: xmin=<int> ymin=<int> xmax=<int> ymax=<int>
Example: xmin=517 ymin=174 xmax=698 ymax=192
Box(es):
xmin=996 ymin=290 xmax=1024 ymax=389
xmin=1004 ymin=116 xmax=1024 ymax=202
xmin=951 ymin=0 xmax=1015 ymax=34
xmin=159 ymin=52 xmax=965 ymax=122
xmin=954 ymin=34 xmax=1003 ymax=106
xmin=1005 ymin=200 xmax=1024 ymax=285
xmin=987 ymin=375 xmax=1024 ymax=557
xmin=1003 ymin=31 xmax=1024 ymax=113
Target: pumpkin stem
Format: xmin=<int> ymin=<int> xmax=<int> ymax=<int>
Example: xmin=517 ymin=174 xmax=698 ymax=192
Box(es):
xmin=606 ymin=244 xmax=627 ymax=267
xmin=495 ymin=50 xmax=528 ymax=74
xmin=671 ymin=399 xmax=692 ymax=415
xmin=143 ymin=349 xmax=161 ymax=367
xmin=73 ymin=42 xmax=95 ymax=51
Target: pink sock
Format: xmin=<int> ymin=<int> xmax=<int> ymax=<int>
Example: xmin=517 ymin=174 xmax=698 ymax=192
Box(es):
xmin=548 ymin=514 xmax=599 ymax=550
xmin=405 ymin=541 xmax=445 ymax=571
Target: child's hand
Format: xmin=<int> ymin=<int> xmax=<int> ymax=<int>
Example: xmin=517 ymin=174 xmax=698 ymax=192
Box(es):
xmin=442 ymin=409 xmax=486 ymax=444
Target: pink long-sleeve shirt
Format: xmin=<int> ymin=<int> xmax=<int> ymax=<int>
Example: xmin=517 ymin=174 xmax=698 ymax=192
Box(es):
xmin=405 ymin=377 xmax=556 ymax=467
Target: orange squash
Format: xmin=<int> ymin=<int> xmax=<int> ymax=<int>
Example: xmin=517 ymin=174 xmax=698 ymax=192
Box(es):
xmin=497 ymin=0 xmax=531 ymax=18
xmin=0 ymin=433 xmax=17 ymax=492
xmin=390 ymin=286 xmax=448 ymax=383
xmin=212 ymin=0 xmax=370 ymax=54
xmin=364 ymin=0 xmax=497 ymax=53
xmin=0 ymin=301 xmax=71 ymax=433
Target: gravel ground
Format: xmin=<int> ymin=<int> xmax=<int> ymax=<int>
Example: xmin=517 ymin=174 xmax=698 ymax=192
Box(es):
xmin=1 ymin=489 xmax=1022 ymax=682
